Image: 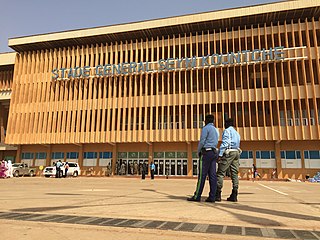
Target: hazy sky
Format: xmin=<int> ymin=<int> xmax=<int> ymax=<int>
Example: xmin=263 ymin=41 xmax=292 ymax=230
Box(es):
xmin=0 ymin=0 xmax=282 ymax=53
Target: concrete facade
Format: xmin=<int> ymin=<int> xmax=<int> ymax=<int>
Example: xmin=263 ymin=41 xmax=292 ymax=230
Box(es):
xmin=1 ymin=0 xmax=320 ymax=179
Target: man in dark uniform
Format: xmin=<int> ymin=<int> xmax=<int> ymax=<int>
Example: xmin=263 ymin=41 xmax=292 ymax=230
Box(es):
xmin=187 ymin=114 xmax=219 ymax=202
xmin=216 ymin=118 xmax=241 ymax=202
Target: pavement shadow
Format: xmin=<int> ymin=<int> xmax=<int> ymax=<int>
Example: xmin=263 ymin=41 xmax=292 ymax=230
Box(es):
xmin=46 ymin=193 xmax=84 ymax=196
xmin=142 ymin=188 xmax=188 ymax=201
xmin=11 ymin=205 xmax=84 ymax=212
xmin=215 ymin=207 xmax=283 ymax=227
xmin=217 ymin=202 xmax=320 ymax=221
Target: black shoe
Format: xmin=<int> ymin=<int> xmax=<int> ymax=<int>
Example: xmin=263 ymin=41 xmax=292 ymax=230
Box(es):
xmin=215 ymin=190 xmax=222 ymax=202
xmin=227 ymin=189 xmax=238 ymax=202
xmin=205 ymin=198 xmax=215 ymax=203
xmin=187 ymin=197 xmax=200 ymax=202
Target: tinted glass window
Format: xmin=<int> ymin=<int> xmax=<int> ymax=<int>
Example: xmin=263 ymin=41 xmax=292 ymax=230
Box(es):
xmin=240 ymin=151 xmax=248 ymax=159
xmin=286 ymin=151 xmax=295 ymax=159
xmin=271 ymin=151 xmax=275 ymax=158
xmin=296 ymin=151 xmax=301 ymax=159
xmin=310 ymin=151 xmax=320 ymax=159
xmin=261 ymin=151 xmax=270 ymax=159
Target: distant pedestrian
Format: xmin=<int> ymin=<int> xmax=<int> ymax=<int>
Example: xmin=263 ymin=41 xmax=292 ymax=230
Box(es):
xmin=271 ymin=168 xmax=277 ymax=179
xmin=7 ymin=160 xmax=13 ymax=178
xmin=141 ymin=162 xmax=147 ymax=180
xmin=252 ymin=164 xmax=261 ymax=181
xmin=150 ymin=162 xmax=155 ymax=180
xmin=56 ymin=160 xmax=63 ymax=178
xmin=64 ymin=162 xmax=69 ymax=177
xmin=0 ymin=160 xmax=7 ymax=178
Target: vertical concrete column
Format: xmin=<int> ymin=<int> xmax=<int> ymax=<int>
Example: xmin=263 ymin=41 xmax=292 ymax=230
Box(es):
xmin=275 ymin=141 xmax=282 ymax=179
xmin=16 ymin=145 xmax=21 ymax=163
xmin=301 ymin=150 xmax=306 ymax=179
xmin=46 ymin=145 xmax=52 ymax=167
xmin=112 ymin=144 xmax=117 ymax=175
xmin=0 ymin=103 xmax=4 ymax=144
xmin=187 ymin=142 xmax=193 ymax=176
xmin=78 ymin=144 xmax=84 ymax=169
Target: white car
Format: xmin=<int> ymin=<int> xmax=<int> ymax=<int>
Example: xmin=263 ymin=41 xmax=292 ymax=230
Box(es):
xmin=43 ymin=162 xmax=81 ymax=177
xmin=65 ymin=162 xmax=81 ymax=177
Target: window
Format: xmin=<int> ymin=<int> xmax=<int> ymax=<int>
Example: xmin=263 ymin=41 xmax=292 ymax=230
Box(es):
xmin=51 ymin=152 xmax=64 ymax=159
xmin=66 ymin=152 xmax=79 ymax=159
xmin=99 ymin=152 xmax=112 ymax=159
xmin=261 ymin=151 xmax=271 ymax=159
xmin=35 ymin=152 xmax=46 ymax=159
xmin=239 ymin=151 xmax=253 ymax=168
xmin=304 ymin=151 xmax=320 ymax=169
xmin=21 ymin=152 xmax=34 ymax=159
xmin=83 ymin=152 xmax=97 ymax=159
xmin=310 ymin=151 xmax=320 ymax=159
xmin=281 ymin=151 xmax=302 ymax=168
xmin=256 ymin=151 xmax=276 ymax=168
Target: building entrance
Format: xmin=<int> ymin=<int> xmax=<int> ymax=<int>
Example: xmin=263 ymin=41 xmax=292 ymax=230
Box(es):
xmin=154 ymin=159 xmax=187 ymax=176
xmin=116 ymin=158 xmax=148 ymax=175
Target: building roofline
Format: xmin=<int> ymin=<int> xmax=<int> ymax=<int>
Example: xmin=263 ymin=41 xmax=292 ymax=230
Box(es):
xmin=0 ymin=52 xmax=16 ymax=66
xmin=8 ymin=0 xmax=320 ymax=50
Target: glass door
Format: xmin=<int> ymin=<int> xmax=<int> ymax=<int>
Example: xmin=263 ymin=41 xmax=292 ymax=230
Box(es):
xmin=177 ymin=160 xmax=182 ymax=175
xmin=182 ymin=160 xmax=188 ymax=175
xmin=158 ymin=160 xmax=164 ymax=175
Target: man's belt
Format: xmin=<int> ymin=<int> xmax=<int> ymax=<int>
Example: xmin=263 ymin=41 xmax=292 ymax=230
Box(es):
xmin=202 ymin=148 xmax=218 ymax=153
xmin=227 ymin=149 xmax=239 ymax=152
xmin=224 ymin=148 xmax=242 ymax=155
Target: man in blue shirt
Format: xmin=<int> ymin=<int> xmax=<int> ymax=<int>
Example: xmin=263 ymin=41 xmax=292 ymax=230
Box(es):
xmin=187 ymin=114 xmax=219 ymax=202
xmin=150 ymin=161 xmax=155 ymax=179
xmin=216 ymin=118 xmax=241 ymax=202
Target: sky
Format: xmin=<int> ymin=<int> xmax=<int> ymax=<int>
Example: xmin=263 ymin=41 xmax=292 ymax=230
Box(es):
xmin=0 ymin=0 xmax=282 ymax=53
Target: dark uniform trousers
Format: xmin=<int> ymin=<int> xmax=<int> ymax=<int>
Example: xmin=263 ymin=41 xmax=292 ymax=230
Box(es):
xmin=193 ymin=150 xmax=218 ymax=200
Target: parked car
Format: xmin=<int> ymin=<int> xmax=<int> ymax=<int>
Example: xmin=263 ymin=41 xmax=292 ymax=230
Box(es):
xmin=12 ymin=163 xmax=37 ymax=177
xmin=66 ymin=162 xmax=81 ymax=177
xmin=43 ymin=162 xmax=81 ymax=177
xmin=43 ymin=166 xmax=60 ymax=178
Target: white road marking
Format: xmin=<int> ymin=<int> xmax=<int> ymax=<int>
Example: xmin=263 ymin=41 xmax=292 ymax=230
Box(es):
xmin=258 ymin=183 xmax=288 ymax=196
xmin=193 ymin=224 xmax=209 ymax=233
xmin=311 ymin=231 xmax=320 ymax=240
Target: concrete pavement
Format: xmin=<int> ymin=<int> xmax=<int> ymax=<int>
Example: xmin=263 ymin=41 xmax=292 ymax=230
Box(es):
xmin=0 ymin=177 xmax=319 ymax=240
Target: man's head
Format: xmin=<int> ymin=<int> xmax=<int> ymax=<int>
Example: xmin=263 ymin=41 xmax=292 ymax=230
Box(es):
xmin=205 ymin=114 xmax=214 ymax=125
xmin=224 ymin=118 xmax=234 ymax=129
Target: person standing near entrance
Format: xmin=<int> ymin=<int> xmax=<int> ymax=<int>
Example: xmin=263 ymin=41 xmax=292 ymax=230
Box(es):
xmin=216 ymin=118 xmax=241 ymax=202
xmin=64 ymin=162 xmax=69 ymax=177
xmin=252 ymin=164 xmax=261 ymax=181
xmin=141 ymin=162 xmax=147 ymax=180
xmin=150 ymin=161 xmax=155 ymax=180
xmin=187 ymin=114 xmax=219 ymax=202
xmin=55 ymin=160 xmax=63 ymax=178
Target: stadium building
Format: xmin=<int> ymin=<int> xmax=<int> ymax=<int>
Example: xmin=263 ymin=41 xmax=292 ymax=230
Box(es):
xmin=0 ymin=0 xmax=319 ymax=179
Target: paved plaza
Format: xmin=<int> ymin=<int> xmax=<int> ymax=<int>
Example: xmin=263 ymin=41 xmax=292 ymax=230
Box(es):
xmin=0 ymin=176 xmax=319 ymax=240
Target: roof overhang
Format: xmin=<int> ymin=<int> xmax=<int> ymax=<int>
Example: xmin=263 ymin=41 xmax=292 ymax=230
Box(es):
xmin=0 ymin=52 xmax=16 ymax=66
xmin=8 ymin=0 xmax=320 ymax=52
